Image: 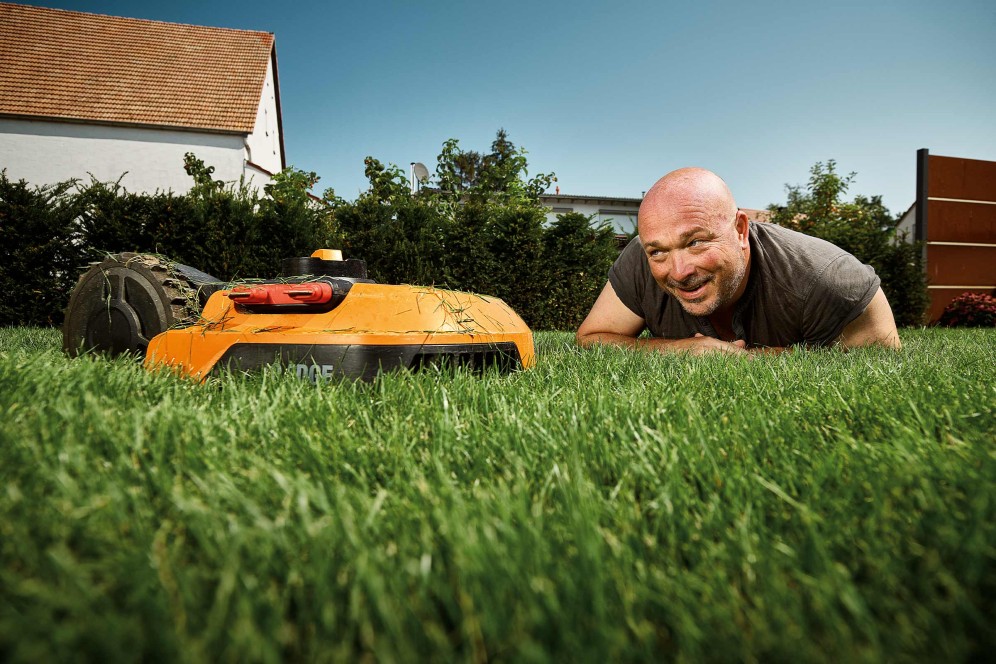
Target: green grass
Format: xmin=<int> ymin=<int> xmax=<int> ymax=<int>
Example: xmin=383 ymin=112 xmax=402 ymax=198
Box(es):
xmin=1 ymin=327 xmax=994 ymax=662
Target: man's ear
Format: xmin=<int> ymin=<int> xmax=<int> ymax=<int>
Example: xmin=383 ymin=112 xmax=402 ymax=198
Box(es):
xmin=735 ymin=210 xmax=750 ymax=249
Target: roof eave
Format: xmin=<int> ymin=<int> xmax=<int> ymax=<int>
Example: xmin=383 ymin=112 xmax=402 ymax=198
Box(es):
xmin=539 ymin=193 xmax=643 ymax=205
xmin=270 ymin=44 xmax=286 ymax=171
xmin=0 ymin=112 xmax=250 ymax=136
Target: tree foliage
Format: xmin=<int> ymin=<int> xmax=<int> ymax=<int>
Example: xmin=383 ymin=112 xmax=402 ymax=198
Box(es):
xmin=2 ymin=131 xmax=614 ymax=330
xmin=434 ymin=128 xmax=556 ymax=206
xmin=767 ymin=161 xmax=929 ymax=326
xmin=0 ymin=171 xmax=86 ymax=325
xmin=0 ymin=157 xmax=338 ymax=325
xmin=331 ymin=130 xmax=615 ymax=329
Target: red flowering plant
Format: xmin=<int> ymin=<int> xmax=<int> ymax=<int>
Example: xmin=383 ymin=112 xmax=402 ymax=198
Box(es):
xmin=938 ymin=292 xmax=996 ymax=327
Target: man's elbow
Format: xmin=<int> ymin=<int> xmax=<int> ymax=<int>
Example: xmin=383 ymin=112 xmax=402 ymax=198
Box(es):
xmin=575 ymin=327 xmax=600 ymax=348
xmin=839 ymin=289 xmax=902 ymax=350
xmin=847 ymin=333 xmax=902 ymax=350
xmin=877 ymin=330 xmax=903 ymax=350
xmin=838 ymin=322 xmax=902 ymax=350
xmin=880 ymin=329 xmax=902 ymax=350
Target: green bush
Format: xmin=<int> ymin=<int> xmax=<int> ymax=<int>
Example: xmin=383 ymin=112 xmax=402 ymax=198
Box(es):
xmin=332 ymin=158 xmax=447 ymax=287
xmin=73 ymin=154 xmax=338 ymax=282
xmin=767 ymin=161 xmax=929 ymax=326
xmin=473 ymin=203 xmax=549 ymax=319
xmin=2 ymin=136 xmax=616 ymax=330
xmin=540 ymin=212 xmax=619 ymax=330
xmin=0 ymin=170 xmax=85 ymax=326
xmin=76 ymin=177 xmax=152 ymax=258
xmin=0 ymin=156 xmax=340 ymax=326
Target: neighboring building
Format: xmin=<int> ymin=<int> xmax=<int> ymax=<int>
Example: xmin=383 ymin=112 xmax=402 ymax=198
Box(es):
xmin=539 ymin=193 xmax=641 ymax=236
xmin=0 ymin=2 xmax=284 ymax=194
xmin=540 ymin=191 xmax=772 ymax=243
xmin=896 ymin=202 xmax=916 ymax=239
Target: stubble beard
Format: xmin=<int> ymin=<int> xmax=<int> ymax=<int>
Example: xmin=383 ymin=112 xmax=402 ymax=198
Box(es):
xmin=666 ymin=257 xmax=747 ymax=318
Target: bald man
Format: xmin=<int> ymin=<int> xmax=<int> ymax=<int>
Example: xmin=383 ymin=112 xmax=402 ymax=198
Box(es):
xmin=577 ymin=168 xmax=900 ymax=354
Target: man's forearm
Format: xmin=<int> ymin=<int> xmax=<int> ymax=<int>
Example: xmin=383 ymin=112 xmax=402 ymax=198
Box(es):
xmin=576 ymin=332 xmax=748 ymax=355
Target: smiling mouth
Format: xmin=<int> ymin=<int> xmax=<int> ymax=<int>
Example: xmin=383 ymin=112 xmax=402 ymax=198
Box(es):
xmin=668 ymin=277 xmax=713 ymax=301
xmin=676 ymin=285 xmax=707 ymax=300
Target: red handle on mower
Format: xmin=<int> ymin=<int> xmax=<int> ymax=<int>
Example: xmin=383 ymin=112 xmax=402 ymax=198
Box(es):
xmin=227 ymin=283 xmax=334 ymax=305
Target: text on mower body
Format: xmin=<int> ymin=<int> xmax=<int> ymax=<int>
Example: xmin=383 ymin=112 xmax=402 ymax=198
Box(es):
xmin=293 ymin=363 xmax=337 ymax=382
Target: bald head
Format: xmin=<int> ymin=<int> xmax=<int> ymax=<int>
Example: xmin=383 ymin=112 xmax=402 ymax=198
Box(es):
xmin=636 ymin=167 xmax=751 ymax=318
xmin=639 ymin=168 xmax=738 ymax=234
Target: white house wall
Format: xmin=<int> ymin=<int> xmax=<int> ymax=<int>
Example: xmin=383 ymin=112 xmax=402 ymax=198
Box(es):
xmin=544 ymin=200 xmax=638 ymax=234
xmin=244 ymin=57 xmax=283 ymax=176
xmin=896 ymin=205 xmax=916 ymax=241
xmin=0 ymin=118 xmax=268 ymax=194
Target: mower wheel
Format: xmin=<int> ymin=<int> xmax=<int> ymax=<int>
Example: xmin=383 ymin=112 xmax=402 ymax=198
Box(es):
xmin=62 ymin=253 xmax=201 ymax=358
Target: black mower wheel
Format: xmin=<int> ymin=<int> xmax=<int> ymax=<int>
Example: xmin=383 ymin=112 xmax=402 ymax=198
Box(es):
xmin=62 ymin=253 xmax=202 ymax=358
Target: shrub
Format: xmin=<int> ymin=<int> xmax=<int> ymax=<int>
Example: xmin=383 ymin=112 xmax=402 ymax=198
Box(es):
xmin=76 ymin=154 xmax=338 ymax=282
xmin=767 ymin=161 xmax=929 ymax=326
xmin=938 ymin=292 xmax=996 ymax=327
xmin=330 ymin=158 xmax=448 ymax=287
xmin=0 ymin=170 xmax=85 ymax=326
xmin=3 ymin=134 xmax=615 ymax=330
xmin=471 ymin=203 xmax=549 ymax=320
xmin=540 ymin=212 xmax=619 ymax=330
xmin=75 ymin=176 xmax=189 ymax=262
xmin=0 ymin=155 xmax=341 ymax=326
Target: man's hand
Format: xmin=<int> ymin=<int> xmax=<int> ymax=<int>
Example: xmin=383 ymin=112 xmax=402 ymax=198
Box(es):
xmin=576 ymin=283 xmax=748 ymax=355
xmin=675 ymin=333 xmax=748 ymax=355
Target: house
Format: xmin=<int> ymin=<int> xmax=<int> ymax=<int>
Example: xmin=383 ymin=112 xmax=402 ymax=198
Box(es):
xmin=539 ymin=191 xmax=772 ymax=246
xmin=0 ymin=2 xmax=284 ymax=194
xmin=539 ymin=193 xmax=641 ymax=237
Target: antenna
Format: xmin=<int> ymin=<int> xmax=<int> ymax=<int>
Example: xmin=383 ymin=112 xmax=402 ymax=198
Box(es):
xmin=410 ymin=162 xmax=429 ymax=193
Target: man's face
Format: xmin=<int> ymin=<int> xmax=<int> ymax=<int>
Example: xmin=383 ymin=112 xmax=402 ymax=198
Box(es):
xmin=639 ymin=209 xmax=749 ymax=318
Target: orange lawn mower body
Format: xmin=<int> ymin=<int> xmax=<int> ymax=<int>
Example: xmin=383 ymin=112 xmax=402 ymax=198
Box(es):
xmin=63 ymin=250 xmax=535 ymax=382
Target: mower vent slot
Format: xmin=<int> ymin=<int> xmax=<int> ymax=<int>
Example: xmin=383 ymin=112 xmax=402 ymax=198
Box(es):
xmin=409 ymin=343 xmax=521 ymax=374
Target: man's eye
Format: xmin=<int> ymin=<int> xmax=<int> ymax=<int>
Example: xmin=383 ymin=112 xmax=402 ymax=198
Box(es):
xmin=648 ymin=249 xmax=667 ymax=259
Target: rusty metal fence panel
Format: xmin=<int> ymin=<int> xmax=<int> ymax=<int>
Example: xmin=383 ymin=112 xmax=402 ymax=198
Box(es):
xmin=916 ymin=150 xmax=996 ymax=322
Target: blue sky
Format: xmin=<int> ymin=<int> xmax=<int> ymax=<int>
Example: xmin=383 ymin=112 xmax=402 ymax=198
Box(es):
xmin=18 ymin=0 xmax=996 ymax=213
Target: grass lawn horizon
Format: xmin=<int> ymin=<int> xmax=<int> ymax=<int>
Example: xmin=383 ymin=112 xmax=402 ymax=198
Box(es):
xmin=1 ymin=326 xmax=993 ymax=662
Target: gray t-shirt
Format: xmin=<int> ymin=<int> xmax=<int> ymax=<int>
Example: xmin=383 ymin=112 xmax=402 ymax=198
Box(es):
xmin=608 ymin=221 xmax=881 ymax=347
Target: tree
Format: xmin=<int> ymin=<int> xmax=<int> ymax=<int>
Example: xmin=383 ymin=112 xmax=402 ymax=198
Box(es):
xmin=767 ymin=161 xmax=929 ymax=326
xmin=331 ymin=130 xmax=618 ymax=329
xmin=435 ymin=129 xmax=556 ymax=206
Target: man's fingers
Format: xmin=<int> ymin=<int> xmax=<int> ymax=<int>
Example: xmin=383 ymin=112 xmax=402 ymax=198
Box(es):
xmin=670 ymin=335 xmax=750 ymax=355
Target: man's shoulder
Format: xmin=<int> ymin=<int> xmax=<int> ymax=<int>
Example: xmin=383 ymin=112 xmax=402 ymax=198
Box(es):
xmin=751 ymin=220 xmax=846 ymax=254
xmin=750 ymin=221 xmax=851 ymax=280
xmin=610 ymin=236 xmax=649 ymax=279
xmin=748 ymin=221 xmax=880 ymax=346
xmin=608 ymin=235 xmax=651 ymax=312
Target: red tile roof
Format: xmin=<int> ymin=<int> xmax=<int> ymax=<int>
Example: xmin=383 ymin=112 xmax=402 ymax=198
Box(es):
xmin=739 ymin=208 xmax=773 ymax=223
xmin=0 ymin=2 xmax=274 ymax=134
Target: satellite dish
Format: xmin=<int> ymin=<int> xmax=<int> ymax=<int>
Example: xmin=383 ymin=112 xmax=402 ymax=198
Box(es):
xmin=413 ymin=162 xmax=430 ymax=182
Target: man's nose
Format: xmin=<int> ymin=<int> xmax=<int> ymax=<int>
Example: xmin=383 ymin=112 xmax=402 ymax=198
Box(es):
xmin=669 ymin=251 xmax=695 ymax=280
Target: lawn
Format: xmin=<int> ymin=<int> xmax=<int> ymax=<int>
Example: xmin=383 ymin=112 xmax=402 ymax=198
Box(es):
xmin=1 ymin=327 xmax=994 ymax=662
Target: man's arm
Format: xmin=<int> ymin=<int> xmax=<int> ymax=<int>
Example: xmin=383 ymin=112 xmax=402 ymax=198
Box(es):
xmin=576 ymin=282 xmax=747 ymax=355
xmin=838 ymin=287 xmax=902 ymax=349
